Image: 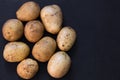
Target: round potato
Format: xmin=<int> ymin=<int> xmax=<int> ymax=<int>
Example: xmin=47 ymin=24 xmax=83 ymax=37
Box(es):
xmin=57 ymin=26 xmax=76 ymax=51
xmin=3 ymin=42 xmax=30 ymax=62
xmin=32 ymin=36 xmax=56 ymax=62
xmin=17 ymin=58 xmax=39 ymax=79
xmin=41 ymin=4 xmax=62 ymax=34
xmin=47 ymin=51 xmax=71 ymax=78
xmin=2 ymin=19 xmax=24 ymax=41
xmin=16 ymin=1 xmax=40 ymax=21
xmin=24 ymin=20 xmax=44 ymax=43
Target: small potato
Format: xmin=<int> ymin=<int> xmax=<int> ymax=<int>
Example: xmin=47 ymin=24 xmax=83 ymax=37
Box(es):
xmin=32 ymin=36 xmax=56 ymax=62
xmin=17 ymin=58 xmax=39 ymax=79
xmin=3 ymin=42 xmax=30 ymax=62
xmin=16 ymin=1 xmax=40 ymax=21
xmin=47 ymin=51 xmax=71 ymax=78
xmin=2 ymin=19 xmax=24 ymax=41
xmin=41 ymin=4 xmax=62 ymax=34
xmin=24 ymin=20 xmax=44 ymax=43
xmin=57 ymin=26 xmax=76 ymax=51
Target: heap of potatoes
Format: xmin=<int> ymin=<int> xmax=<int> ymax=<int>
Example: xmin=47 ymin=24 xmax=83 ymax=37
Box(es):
xmin=2 ymin=1 xmax=76 ymax=79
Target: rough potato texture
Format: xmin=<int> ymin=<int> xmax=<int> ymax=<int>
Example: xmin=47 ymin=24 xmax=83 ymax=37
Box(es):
xmin=41 ymin=5 xmax=62 ymax=34
xmin=32 ymin=36 xmax=56 ymax=62
xmin=17 ymin=58 xmax=39 ymax=79
xmin=2 ymin=19 xmax=24 ymax=41
xmin=47 ymin=51 xmax=71 ymax=78
xmin=3 ymin=42 xmax=30 ymax=62
xmin=16 ymin=1 xmax=40 ymax=21
xmin=24 ymin=20 xmax=44 ymax=43
xmin=57 ymin=26 xmax=76 ymax=51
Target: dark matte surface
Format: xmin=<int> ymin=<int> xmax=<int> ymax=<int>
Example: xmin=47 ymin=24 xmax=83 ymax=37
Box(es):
xmin=0 ymin=0 xmax=120 ymax=80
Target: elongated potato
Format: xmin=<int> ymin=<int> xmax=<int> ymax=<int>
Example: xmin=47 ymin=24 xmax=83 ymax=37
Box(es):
xmin=2 ymin=19 xmax=24 ymax=41
xmin=17 ymin=58 xmax=39 ymax=79
xmin=3 ymin=42 xmax=30 ymax=62
xmin=16 ymin=1 xmax=40 ymax=21
xmin=24 ymin=20 xmax=44 ymax=43
xmin=57 ymin=26 xmax=76 ymax=51
xmin=32 ymin=36 xmax=56 ymax=62
xmin=47 ymin=51 xmax=71 ymax=78
xmin=41 ymin=5 xmax=62 ymax=34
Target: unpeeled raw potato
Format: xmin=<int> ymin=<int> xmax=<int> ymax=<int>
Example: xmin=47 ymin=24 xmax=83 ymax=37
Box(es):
xmin=16 ymin=1 xmax=40 ymax=21
xmin=3 ymin=42 xmax=30 ymax=62
xmin=32 ymin=36 xmax=56 ymax=62
xmin=17 ymin=58 xmax=39 ymax=79
xmin=47 ymin=51 xmax=71 ymax=78
xmin=2 ymin=1 xmax=76 ymax=79
xmin=24 ymin=20 xmax=44 ymax=43
xmin=2 ymin=19 xmax=24 ymax=41
xmin=41 ymin=4 xmax=62 ymax=34
xmin=57 ymin=26 xmax=76 ymax=51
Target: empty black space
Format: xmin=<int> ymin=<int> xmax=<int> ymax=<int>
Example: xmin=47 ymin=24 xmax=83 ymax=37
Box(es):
xmin=0 ymin=0 xmax=120 ymax=80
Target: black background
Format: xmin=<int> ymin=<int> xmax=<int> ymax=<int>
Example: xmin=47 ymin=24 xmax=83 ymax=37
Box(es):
xmin=0 ymin=0 xmax=120 ymax=80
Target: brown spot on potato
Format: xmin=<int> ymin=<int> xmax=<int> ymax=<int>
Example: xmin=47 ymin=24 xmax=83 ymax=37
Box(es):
xmin=7 ymin=32 xmax=10 ymax=34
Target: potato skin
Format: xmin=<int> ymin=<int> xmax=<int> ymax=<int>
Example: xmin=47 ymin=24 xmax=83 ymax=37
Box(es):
xmin=3 ymin=42 xmax=30 ymax=62
xmin=41 ymin=5 xmax=62 ymax=34
xmin=16 ymin=1 xmax=40 ymax=21
xmin=17 ymin=58 xmax=39 ymax=79
xmin=32 ymin=36 xmax=56 ymax=62
xmin=57 ymin=26 xmax=76 ymax=51
xmin=47 ymin=51 xmax=71 ymax=78
xmin=24 ymin=20 xmax=44 ymax=43
xmin=2 ymin=19 xmax=24 ymax=41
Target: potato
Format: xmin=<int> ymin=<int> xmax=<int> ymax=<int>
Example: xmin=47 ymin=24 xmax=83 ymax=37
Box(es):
xmin=47 ymin=51 xmax=71 ymax=78
xmin=16 ymin=1 xmax=40 ymax=21
xmin=3 ymin=42 xmax=30 ymax=62
xmin=41 ymin=4 xmax=62 ymax=34
xmin=32 ymin=36 xmax=56 ymax=62
xmin=17 ymin=58 xmax=39 ymax=79
xmin=57 ymin=26 xmax=76 ymax=51
xmin=2 ymin=19 xmax=24 ymax=41
xmin=24 ymin=20 xmax=44 ymax=43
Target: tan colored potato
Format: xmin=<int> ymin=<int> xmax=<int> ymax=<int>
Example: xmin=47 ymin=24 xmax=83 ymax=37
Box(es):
xmin=24 ymin=20 xmax=44 ymax=43
xmin=57 ymin=26 xmax=76 ymax=51
xmin=32 ymin=36 xmax=56 ymax=62
xmin=17 ymin=58 xmax=39 ymax=79
xmin=2 ymin=19 xmax=24 ymax=41
xmin=3 ymin=42 xmax=30 ymax=62
xmin=47 ymin=51 xmax=71 ymax=78
xmin=16 ymin=1 xmax=40 ymax=21
xmin=41 ymin=4 xmax=62 ymax=34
